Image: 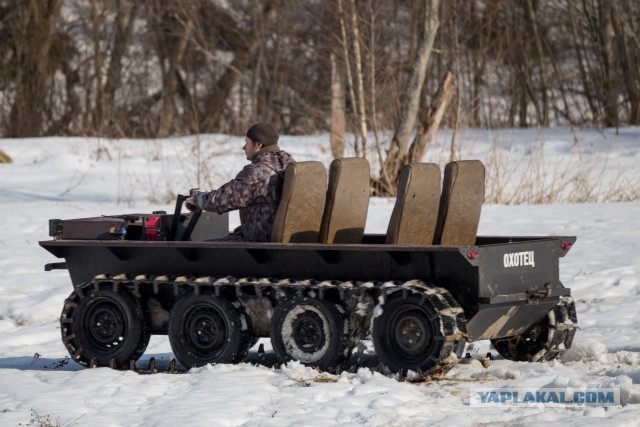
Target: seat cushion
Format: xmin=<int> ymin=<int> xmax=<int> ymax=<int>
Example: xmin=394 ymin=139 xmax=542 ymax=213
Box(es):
xmin=319 ymin=158 xmax=370 ymax=244
xmin=271 ymin=161 xmax=327 ymax=243
xmin=434 ymin=160 xmax=485 ymax=246
xmin=385 ymin=163 xmax=441 ymax=245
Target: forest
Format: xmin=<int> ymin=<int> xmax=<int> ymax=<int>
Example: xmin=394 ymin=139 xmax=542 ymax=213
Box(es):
xmin=1 ymin=0 xmax=639 ymax=192
xmin=2 ymin=0 xmax=639 ymax=136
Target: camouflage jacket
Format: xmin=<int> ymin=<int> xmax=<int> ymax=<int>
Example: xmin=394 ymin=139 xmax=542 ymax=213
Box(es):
xmin=194 ymin=147 xmax=295 ymax=242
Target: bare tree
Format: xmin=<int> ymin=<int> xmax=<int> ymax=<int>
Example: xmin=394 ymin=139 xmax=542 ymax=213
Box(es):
xmin=612 ymin=0 xmax=640 ymax=124
xmin=2 ymin=0 xmax=63 ymax=137
xmin=377 ymin=0 xmax=440 ymax=195
xmin=1 ymin=0 xmax=639 ymax=143
xmin=80 ymin=0 xmax=139 ymax=136
xmin=409 ymin=71 xmax=454 ymax=164
xmin=330 ymin=53 xmax=346 ymax=158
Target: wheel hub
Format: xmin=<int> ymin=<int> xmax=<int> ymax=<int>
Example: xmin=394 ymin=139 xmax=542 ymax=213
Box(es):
xmin=292 ymin=312 xmax=325 ymax=353
xmin=394 ymin=313 xmax=430 ymax=355
xmin=187 ymin=310 xmax=225 ymax=352
xmin=86 ymin=301 xmax=125 ymax=348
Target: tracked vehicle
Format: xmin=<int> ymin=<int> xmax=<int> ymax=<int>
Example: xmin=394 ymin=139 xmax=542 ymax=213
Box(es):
xmin=40 ymin=159 xmax=577 ymax=375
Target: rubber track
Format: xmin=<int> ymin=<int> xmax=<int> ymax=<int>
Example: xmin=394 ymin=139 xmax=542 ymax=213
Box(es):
xmin=491 ymin=296 xmax=578 ymax=363
xmin=531 ymin=295 xmax=578 ymax=362
xmin=375 ymin=279 xmax=468 ymax=375
xmin=65 ymin=275 xmax=468 ymax=375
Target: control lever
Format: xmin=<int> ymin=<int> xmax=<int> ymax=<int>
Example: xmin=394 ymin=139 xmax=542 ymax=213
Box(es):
xmin=181 ymin=188 xmax=202 ymax=241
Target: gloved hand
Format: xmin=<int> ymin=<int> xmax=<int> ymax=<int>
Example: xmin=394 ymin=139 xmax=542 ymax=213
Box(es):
xmin=184 ymin=196 xmax=202 ymax=212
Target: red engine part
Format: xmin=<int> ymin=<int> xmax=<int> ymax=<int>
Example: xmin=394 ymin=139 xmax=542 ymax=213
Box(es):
xmin=145 ymin=216 xmax=161 ymax=241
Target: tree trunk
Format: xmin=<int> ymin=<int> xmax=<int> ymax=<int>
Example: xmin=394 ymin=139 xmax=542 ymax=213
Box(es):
xmin=157 ymin=18 xmax=193 ymax=138
xmin=525 ymin=0 xmax=549 ymax=126
xmin=611 ymin=0 xmax=640 ymax=124
xmin=379 ymin=0 xmax=440 ymax=194
xmin=599 ymin=1 xmax=619 ymax=128
xmin=408 ymin=71 xmax=454 ymax=164
xmin=8 ymin=0 xmax=63 ymax=137
xmin=348 ymin=0 xmax=368 ymax=158
xmin=199 ymin=1 xmax=276 ymax=133
xmin=567 ymin=1 xmax=599 ymax=122
xmin=101 ymin=1 xmax=139 ymax=135
xmin=330 ymin=53 xmax=346 ymax=159
xmin=337 ymin=0 xmax=361 ymax=156
xmin=89 ymin=0 xmax=104 ymax=134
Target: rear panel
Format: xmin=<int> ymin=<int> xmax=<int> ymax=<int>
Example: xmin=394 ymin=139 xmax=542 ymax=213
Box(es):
xmin=463 ymin=236 xmax=575 ymax=339
xmin=476 ymin=237 xmax=573 ymax=299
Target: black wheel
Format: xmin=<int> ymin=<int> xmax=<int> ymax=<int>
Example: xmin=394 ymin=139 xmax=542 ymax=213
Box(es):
xmin=372 ymin=293 xmax=445 ymax=373
xmin=168 ymin=291 xmax=253 ymax=368
xmin=270 ymin=296 xmax=349 ymax=371
xmin=61 ymin=284 xmax=150 ymax=369
xmin=491 ymin=296 xmax=578 ymax=362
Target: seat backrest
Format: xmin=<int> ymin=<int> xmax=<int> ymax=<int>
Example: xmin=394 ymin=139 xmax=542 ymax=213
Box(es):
xmin=319 ymin=157 xmax=370 ymax=244
xmin=271 ymin=161 xmax=327 ymax=243
xmin=385 ymin=163 xmax=441 ymax=245
xmin=433 ymin=160 xmax=485 ymax=246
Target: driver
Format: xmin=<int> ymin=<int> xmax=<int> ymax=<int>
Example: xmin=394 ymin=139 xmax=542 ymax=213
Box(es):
xmin=185 ymin=123 xmax=295 ymax=242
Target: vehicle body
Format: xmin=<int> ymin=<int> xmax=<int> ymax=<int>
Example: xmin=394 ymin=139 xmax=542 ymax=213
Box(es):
xmin=39 ymin=160 xmax=578 ymax=375
xmin=40 ymin=212 xmax=577 ymax=374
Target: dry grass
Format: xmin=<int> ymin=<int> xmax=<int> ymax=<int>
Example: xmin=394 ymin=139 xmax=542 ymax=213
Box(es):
xmin=96 ymin=136 xmax=232 ymax=206
xmin=18 ymin=409 xmax=84 ymax=427
xmin=0 ymin=148 xmax=12 ymax=163
xmin=483 ymin=141 xmax=639 ymax=204
xmin=95 ymin=130 xmax=637 ymax=206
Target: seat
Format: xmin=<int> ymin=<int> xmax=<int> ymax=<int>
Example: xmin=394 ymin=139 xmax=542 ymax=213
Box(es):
xmin=433 ymin=160 xmax=485 ymax=246
xmin=385 ymin=163 xmax=441 ymax=245
xmin=319 ymin=157 xmax=370 ymax=244
xmin=271 ymin=161 xmax=327 ymax=243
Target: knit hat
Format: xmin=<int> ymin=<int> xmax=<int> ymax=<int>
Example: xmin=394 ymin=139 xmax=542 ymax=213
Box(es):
xmin=246 ymin=122 xmax=279 ymax=146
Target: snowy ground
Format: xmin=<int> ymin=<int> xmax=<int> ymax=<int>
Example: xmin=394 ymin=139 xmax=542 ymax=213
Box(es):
xmin=0 ymin=128 xmax=639 ymax=426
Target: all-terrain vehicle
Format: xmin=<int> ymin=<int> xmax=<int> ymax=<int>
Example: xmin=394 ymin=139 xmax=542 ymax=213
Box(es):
xmin=40 ymin=159 xmax=577 ymax=375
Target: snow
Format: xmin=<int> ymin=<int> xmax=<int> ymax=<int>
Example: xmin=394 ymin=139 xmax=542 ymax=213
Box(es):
xmin=1 ymin=128 xmax=640 ymax=425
